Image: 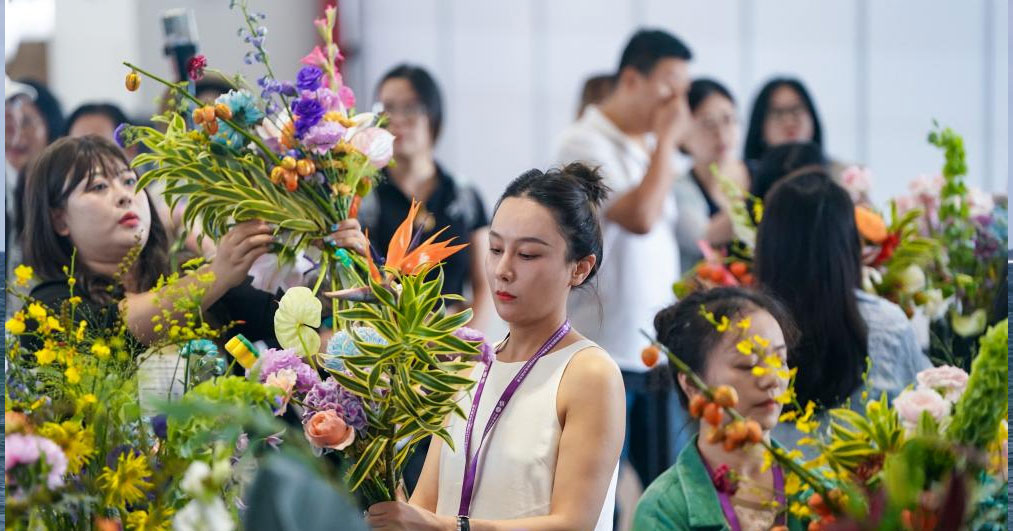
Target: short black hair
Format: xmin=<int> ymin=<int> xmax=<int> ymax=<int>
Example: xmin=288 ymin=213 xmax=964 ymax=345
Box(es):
xmin=19 ymin=79 xmax=66 ymax=142
xmin=66 ymin=103 xmax=131 ymax=134
xmin=743 ymin=77 xmax=824 ymax=161
xmin=377 ymin=64 xmax=444 ymax=141
xmin=618 ymin=29 xmax=692 ymax=76
xmin=654 ymin=287 xmax=798 ymax=409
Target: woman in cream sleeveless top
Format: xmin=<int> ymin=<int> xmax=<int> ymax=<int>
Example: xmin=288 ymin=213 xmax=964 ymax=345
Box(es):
xmin=364 ymin=165 xmax=626 ymax=530
xmin=436 ymin=339 xmax=619 ymax=526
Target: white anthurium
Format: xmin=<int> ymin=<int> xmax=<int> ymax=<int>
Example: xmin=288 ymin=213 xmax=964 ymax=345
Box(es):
xmin=274 ymin=287 xmax=322 ymax=358
xmin=951 ymin=308 xmax=987 ymax=338
xmin=341 ymin=112 xmax=378 ymax=141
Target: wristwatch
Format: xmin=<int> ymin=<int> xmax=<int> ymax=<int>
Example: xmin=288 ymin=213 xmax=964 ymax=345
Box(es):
xmin=456 ymin=516 xmax=470 ymax=531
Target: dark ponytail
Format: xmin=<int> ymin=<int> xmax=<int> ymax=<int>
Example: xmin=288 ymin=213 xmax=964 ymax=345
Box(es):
xmin=495 ymin=162 xmax=610 ymax=284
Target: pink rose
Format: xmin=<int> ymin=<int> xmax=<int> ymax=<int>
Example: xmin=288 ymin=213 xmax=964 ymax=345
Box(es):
xmin=893 ymin=388 xmax=950 ymax=431
xmin=304 ymin=410 xmax=355 ymax=450
xmin=916 ymin=365 xmax=969 ymax=403
xmin=350 ymin=127 xmax=394 ymax=169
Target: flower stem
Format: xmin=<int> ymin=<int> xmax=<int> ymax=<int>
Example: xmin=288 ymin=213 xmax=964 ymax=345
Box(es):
xmin=122 ymin=61 xmax=282 ymax=166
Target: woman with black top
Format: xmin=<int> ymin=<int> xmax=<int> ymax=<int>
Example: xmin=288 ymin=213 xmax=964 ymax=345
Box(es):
xmin=674 ymin=78 xmax=754 ymax=272
xmin=360 ymin=64 xmax=492 ymax=329
xmin=19 ymin=135 xmax=367 ymax=355
xmin=19 ymin=134 xmax=283 ymax=353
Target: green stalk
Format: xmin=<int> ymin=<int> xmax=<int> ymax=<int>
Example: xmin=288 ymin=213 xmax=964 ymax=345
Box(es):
xmin=122 ymin=62 xmax=281 ymax=166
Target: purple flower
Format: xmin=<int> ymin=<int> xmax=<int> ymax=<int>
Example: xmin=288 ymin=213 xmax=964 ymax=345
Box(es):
xmin=310 ymin=88 xmax=342 ymax=112
xmin=258 ymin=348 xmax=321 ymax=393
xmin=296 ymin=66 xmax=324 ymax=92
xmin=113 ymin=123 xmax=129 ymax=148
xmin=302 ymin=377 xmax=368 ymax=431
xmin=292 ymin=97 xmax=325 ymax=139
xmin=302 ymin=120 xmax=345 ymax=155
xmin=454 ymin=327 xmax=495 ymax=365
xmin=151 ymin=415 xmax=168 ymax=439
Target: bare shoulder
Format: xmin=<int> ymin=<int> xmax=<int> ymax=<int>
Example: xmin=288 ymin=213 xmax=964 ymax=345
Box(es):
xmin=560 ymin=342 xmax=624 ymax=395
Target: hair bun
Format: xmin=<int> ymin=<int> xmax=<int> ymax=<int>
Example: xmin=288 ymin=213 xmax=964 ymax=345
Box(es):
xmin=561 ymin=162 xmax=611 ymax=207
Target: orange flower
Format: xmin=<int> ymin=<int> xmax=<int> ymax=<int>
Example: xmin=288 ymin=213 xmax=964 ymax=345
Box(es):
xmin=855 ymin=206 xmax=887 ymax=244
xmin=370 ymin=199 xmax=467 ymax=282
xmin=304 ymin=410 xmax=355 ymax=450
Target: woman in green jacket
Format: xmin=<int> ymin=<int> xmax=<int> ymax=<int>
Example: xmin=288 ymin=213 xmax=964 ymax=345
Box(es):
xmin=634 ymin=287 xmax=808 ymax=531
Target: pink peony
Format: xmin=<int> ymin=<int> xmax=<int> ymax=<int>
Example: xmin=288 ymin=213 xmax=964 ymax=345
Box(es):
xmin=915 ymin=365 xmax=969 ymax=403
xmin=349 ymin=127 xmax=393 ymax=169
xmin=304 ymin=410 xmax=355 ymax=450
xmin=893 ymin=388 xmax=950 ymax=431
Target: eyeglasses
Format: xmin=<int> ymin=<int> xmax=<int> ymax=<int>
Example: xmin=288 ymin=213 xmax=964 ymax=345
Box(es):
xmin=767 ymin=104 xmax=808 ymax=122
xmin=373 ymin=101 xmax=426 ymax=119
xmin=697 ymin=113 xmax=738 ymax=133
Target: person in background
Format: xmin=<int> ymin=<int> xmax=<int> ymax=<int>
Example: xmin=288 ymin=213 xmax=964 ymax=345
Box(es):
xmin=674 ymin=78 xmax=753 ymax=272
xmin=747 ymin=141 xmax=826 ymax=202
xmin=754 ymin=170 xmax=931 ymax=457
xmin=576 ymin=73 xmax=616 ymax=119
xmin=5 ymin=76 xmax=38 ymax=317
xmin=6 ymin=79 xmax=64 ymax=174
xmin=554 ymin=28 xmax=694 ymax=492
xmin=743 ymin=77 xmax=852 ymax=182
xmin=364 ymin=64 xmax=492 ymax=329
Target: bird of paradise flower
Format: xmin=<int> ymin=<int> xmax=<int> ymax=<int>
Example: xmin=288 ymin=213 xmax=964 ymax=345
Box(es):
xmin=325 ymin=199 xmax=467 ymax=300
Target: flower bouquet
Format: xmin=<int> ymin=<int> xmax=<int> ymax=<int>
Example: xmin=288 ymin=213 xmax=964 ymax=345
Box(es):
xmin=120 ymin=0 xmax=393 ymax=303
xmin=244 ymin=201 xmax=487 ymax=506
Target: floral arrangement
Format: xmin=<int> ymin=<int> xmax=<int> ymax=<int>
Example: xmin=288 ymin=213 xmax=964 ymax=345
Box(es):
xmin=861 ymin=124 xmax=1006 ymax=368
xmin=4 ymin=263 xmax=285 ymax=530
xmin=640 ymin=310 xmax=1007 ymax=530
xmin=250 ymin=200 xmax=487 ymax=505
xmin=119 ymin=0 xmax=394 ymax=301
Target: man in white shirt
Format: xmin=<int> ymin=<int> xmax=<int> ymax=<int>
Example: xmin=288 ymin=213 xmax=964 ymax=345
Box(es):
xmin=554 ymin=29 xmax=693 ymax=488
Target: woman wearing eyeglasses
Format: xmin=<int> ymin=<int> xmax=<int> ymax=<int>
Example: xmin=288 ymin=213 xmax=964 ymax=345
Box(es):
xmin=674 ymin=78 xmax=754 ymax=273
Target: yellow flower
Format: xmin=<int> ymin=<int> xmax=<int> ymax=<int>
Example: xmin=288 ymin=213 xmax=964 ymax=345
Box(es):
xmin=788 ymin=501 xmax=810 ymax=519
xmin=127 ymin=508 xmax=173 ymax=531
xmin=77 ymin=393 xmax=98 ymax=413
xmin=763 ymin=354 xmax=782 ymax=368
xmin=779 ymin=410 xmax=799 ymax=422
xmin=784 ymin=473 xmax=802 ymax=496
xmin=274 ymin=287 xmax=322 ymax=357
xmin=716 ymin=315 xmax=730 ymax=332
xmin=27 ymin=302 xmax=47 ymax=322
xmin=14 ymin=264 xmax=34 ymax=287
xmin=5 ymin=314 xmax=26 ymax=335
xmin=736 ymin=339 xmax=753 ymax=355
xmin=91 ymin=341 xmax=112 ymax=360
xmin=68 ymin=296 xmax=82 ymax=305
xmin=776 ymin=369 xmax=790 ymax=380
xmin=97 ymin=452 xmax=154 ymax=509
xmin=751 ymin=366 xmax=767 ymax=377
xmin=38 ymin=421 xmax=95 ymax=474
xmin=753 ymin=202 xmax=763 ymax=223
xmin=35 ymin=345 xmax=57 ymax=365
xmin=761 ymin=449 xmax=774 ymax=473
xmin=46 ymin=316 xmax=64 ymax=332
xmin=65 ymin=366 xmax=81 ymax=384
xmin=797 ymin=437 xmax=818 ymax=446
xmin=736 ymin=317 xmax=751 ymax=330
xmin=820 ymin=468 xmax=837 ymax=480
xmin=752 ymin=335 xmax=770 ymax=348
xmin=75 ymin=320 xmax=88 ymax=342
xmin=785 ymin=449 xmax=804 ymax=461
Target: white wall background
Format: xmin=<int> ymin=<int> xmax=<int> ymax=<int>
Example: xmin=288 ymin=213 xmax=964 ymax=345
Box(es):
xmin=10 ymin=0 xmax=1010 ymax=212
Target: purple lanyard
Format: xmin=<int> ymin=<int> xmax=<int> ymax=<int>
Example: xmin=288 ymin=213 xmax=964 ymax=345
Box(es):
xmin=702 ymin=457 xmax=786 ymax=531
xmin=457 ymin=320 xmax=571 ymax=517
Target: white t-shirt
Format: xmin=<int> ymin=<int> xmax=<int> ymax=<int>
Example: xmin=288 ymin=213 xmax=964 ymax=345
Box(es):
xmin=554 ymin=105 xmax=681 ymax=373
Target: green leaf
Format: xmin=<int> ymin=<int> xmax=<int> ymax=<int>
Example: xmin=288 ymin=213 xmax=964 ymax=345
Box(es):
xmin=346 ymin=437 xmax=387 ymax=492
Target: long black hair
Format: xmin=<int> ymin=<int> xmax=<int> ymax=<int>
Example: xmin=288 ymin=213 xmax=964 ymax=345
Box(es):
xmin=654 ymin=286 xmax=798 ymax=409
xmin=754 ymin=170 xmax=868 ymax=410
xmin=495 ymin=162 xmax=610 ymax=285
xmin=743 ymin=77 xmax=824 ymax=161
